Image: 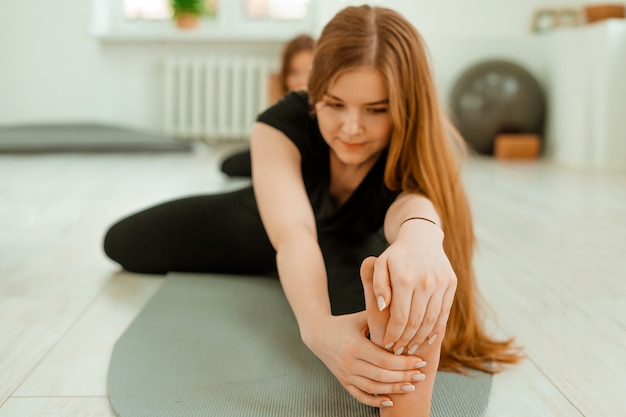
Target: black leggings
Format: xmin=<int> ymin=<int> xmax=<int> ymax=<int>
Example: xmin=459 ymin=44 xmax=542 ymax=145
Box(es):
xmin=220 ymin=149 xmax=251 ymax=177
xmin=103 ymin=187 xmax=387 ymax=315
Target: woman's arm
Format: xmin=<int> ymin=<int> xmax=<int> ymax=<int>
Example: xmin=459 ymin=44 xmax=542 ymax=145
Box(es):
xmin=362 ymin=192 xmax=455 ymax=416
xmin=250 ymin=123 xmax=426 ymax=408
xmin=251 ymin=122 xmax=330 ymax=335
xmin=375 ymin=191 xmax=457 ymax=358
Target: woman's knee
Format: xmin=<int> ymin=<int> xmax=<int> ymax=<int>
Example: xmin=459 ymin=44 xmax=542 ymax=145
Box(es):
xmin=103 ymin=215 xmax=169 ymax=274
xmin=220 ymin=150 xmax=251 ymax=177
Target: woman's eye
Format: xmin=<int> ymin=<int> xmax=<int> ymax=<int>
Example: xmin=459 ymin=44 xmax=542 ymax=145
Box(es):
xmin=327 ymin=102 xmax=344 ymax=109
xmin=368 ymin=107 xmax=388 ymax=114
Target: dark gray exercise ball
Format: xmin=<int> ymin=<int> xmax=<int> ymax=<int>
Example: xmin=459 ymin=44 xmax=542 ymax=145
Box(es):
xmin=449 ymin=60 xmax=546 ymax=155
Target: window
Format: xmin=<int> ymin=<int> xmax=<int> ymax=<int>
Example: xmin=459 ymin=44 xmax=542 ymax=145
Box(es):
xmin=244 ymin=0 xmax=309 ymax=20
xmin=95 ymin=0 xmax=315 ymax=41
xmin=121 ymin=0 xmax=308 ymax=21
xmin=122 ymin=0 xmax=170 ymax=19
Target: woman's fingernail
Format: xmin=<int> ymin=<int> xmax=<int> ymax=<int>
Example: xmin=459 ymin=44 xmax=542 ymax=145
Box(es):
xmin=412 ymin=373 xmax=426 ymax=381
xmin=377 ymin=295 xmax=386 ymax=311
xmin=385 ymin=342 xmax=394 ymax=350
xmin=394 ymin=346 xmax=404 ymax=356
xmin=407 ymin=344 xmax=419 ymax=355
xmin=381 ymin=400 xmax=394 ymax=407
xmin=415 ymin=361 xmax=427 ymax=369
xmin=428 ymin=333 xmax=438 ymax=345
xmin=402 ymin=384 xmax=415 ymax=392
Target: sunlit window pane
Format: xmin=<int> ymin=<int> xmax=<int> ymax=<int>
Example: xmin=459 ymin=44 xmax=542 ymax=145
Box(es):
xmin=244 ymin=0 xmax=308 ymax=20
xmin=245 ymin=0 xmax=265 ymax=18
xmin=123 ymin=0 xmax=171 ymax=19
xmin=122 ymin=0 xmax=305 ymax=21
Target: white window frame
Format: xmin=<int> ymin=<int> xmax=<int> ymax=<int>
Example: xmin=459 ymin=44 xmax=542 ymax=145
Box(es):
xmin=92 ymin=0 xmax=316 ymax=41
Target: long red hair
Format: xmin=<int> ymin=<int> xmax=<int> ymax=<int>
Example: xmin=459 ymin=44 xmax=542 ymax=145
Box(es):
xmin=308 ymin=5 xmax=522 ymax=373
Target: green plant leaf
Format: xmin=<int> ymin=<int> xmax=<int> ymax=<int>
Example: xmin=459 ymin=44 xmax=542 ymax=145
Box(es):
xmin=170 ymin=0 xmax=205 ymax=17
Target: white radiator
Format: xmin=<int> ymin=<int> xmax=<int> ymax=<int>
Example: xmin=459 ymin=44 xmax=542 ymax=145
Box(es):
xmin=164 ymin=56 xmax=274 ymax=142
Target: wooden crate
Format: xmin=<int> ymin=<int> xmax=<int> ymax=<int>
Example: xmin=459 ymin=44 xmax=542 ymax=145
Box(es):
xmin=494 ymin=134 xmax=541 ymax=159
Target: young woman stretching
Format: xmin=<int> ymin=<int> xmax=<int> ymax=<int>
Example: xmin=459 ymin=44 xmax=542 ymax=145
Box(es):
xmin=104 ymin=5 xmax=520 ymax=416
xmin=220 ymin=34 xmax=315 ymax=177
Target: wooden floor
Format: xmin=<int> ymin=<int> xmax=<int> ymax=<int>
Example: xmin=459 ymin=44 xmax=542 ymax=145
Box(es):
xmin=1 ymin=145 xmax=624 ymax=417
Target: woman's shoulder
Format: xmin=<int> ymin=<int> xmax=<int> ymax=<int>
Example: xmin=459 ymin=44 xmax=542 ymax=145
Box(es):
xmin=278 ymin=90 xmax=310 ymax=107
xmin=257 ymin=91 xmax=311 ymax=126
xmin=256 ymin=91 xmax=316 ymax=153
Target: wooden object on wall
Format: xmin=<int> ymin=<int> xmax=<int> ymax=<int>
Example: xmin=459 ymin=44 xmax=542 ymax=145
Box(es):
xmin=531 ymin=7 xmax=582 ymax=33
xmin=583 ymin=4 xmax=626 ymax=23
xmin=494 ymin=134 xmax=541 ymax=160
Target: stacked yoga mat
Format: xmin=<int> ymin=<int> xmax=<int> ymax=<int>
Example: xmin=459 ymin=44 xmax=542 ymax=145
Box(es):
xmin=0 ymin=123 xmax=192 ymax=153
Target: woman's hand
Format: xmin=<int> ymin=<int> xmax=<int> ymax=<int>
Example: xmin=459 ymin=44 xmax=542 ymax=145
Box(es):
xmin=302 ymin=312 xmax=428 ymax=408
xmin=373 ymin=219 xmax=457 ymax=355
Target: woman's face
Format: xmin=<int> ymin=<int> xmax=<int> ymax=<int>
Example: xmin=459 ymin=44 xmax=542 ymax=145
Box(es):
xmin=315 ymin=66 xmax=393 ymax=169
xmin=285 ymin=50 xmax=314 ymax=92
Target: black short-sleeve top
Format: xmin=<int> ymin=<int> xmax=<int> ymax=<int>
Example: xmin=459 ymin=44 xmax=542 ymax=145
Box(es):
xmin=256 ymin=91 xmax=400 ymax=238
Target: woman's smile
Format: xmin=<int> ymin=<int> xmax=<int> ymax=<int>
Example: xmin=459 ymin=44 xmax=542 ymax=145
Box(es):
xmin=338 ymin=138 xmax=367 ymax=150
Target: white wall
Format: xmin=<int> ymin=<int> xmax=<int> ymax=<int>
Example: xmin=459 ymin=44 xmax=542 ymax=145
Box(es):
xmin=317 ymin=0 xmax=559 ymax=36
xmin=0 ymin=0 xmax=616 ymax=135
xmin=546 ymin=20 xmax=626 ymax=169
xmin=0 ymin=0 xmax=102 ymax=124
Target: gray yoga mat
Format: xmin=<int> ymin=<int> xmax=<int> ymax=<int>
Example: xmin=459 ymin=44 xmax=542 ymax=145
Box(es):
xmin=108 ymin=274 xmax=492 ymax=417
xmin=0 ymin=123 xmax=192 ymax=153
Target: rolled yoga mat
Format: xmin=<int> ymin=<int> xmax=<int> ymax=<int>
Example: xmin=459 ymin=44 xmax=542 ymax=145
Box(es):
xmin=0 ymin=123 xmax=192 ymax=153
xmin=108 ymin=274 xmax=492 ymax=417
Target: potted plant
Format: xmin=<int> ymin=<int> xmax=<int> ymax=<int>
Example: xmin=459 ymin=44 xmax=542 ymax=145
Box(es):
xmin=171 ymin=0 xmax=204 ymax=29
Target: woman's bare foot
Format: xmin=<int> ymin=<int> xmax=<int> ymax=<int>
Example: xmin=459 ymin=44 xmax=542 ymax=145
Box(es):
xmin=361 ymin=257 xmax=441 ymax=417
